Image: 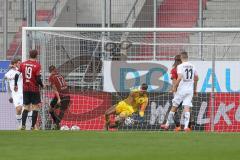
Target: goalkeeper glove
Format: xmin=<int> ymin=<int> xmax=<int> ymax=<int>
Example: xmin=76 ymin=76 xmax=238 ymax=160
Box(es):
xmin=139 ymin=111 xmax=144 ymax=117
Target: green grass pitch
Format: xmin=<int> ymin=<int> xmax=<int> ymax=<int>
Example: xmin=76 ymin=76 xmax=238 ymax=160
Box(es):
xmin=0 ymin=131 xmax=240 ymax=160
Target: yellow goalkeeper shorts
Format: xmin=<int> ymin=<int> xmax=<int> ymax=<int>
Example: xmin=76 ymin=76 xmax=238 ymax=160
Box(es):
xmin=115 ymin=101 xmax=134 ymax=117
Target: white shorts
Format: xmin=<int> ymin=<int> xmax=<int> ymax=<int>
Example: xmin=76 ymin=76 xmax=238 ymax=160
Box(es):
xmin=12 ymin=93 xmax=23 ymax=108
xmin=172 ymin=92 xmax=193 ymax=107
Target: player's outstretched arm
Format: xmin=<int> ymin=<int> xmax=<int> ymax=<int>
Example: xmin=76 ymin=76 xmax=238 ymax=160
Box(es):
xmin=139 ymin=100 xmax=148 ymax=117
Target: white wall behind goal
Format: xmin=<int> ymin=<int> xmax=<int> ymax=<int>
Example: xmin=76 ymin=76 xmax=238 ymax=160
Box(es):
xmin=0 ymin=93 xmax=17 ymax=130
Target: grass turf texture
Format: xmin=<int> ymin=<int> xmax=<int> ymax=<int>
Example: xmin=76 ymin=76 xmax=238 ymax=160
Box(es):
xmin=0 ymin=131 xmax=240 ymax=160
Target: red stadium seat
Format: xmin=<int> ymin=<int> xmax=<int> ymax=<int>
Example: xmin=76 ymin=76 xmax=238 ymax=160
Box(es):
xmin=138 ymin=0 xmax=207 ymax=60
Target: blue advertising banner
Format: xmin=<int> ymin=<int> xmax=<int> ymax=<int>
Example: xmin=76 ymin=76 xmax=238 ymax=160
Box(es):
xmin=0 ymin=60 xmax=10 ymax=92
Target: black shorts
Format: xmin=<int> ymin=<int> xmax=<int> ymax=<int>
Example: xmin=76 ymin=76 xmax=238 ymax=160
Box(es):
xmin=23 ymin=91 xmax=41 ymax=105
xmin=50 ymin=95 xmax=70 ymax=110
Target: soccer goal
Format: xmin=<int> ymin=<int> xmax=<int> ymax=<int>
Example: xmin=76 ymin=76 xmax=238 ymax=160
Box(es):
xmin=22 ymin=27 xmax=240 ymax=132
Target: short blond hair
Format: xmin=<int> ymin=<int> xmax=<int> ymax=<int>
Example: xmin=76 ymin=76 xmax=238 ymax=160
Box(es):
xmin=180 ymin=51 xmax=188 ymax=59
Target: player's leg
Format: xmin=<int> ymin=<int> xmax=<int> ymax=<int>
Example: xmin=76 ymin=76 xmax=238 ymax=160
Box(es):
xmin=55 ymin=96 xmax=70 ymax=128
xmin=182 ymin=94 xmax=193 ymax=132
xmin=173 ymin=102 xmax=183 ymax=131
xmin=21 ymin=106 xmax=30 ymax=130
xmin=161 ymin=93 xmax=182 ymax=130
xmin=12 ymin=94 xmax=23 ymax=128
xmin=188 ymin=109 xmax=194 ymax=129
xmin=27 ymin=110 xmax=33 ymax=129
xmin=104 ymin=105 xmax=117 ymax=130
xmin=107 ymin=110 xmax=132 ymax=129
xmin=160 ymin=107 xmax=177 ymax=130
xmin=109 ymin=103 xmax=134 ymax=129
xmin=165 ymin=106 xmax=177 ymax=127
xmin=31 ymin=105 xmax=39 ymax=130
xmin=30 ymin=92 xmax=41 ymax=130
xmin=21 ymin=91 xmax=31 ymax=130
xmin=183 ymin=106 xmax=191 ymax=131
xmin=173 ymin=102 xmax=191 ymax=131
xmin=104 ymin=100 xmax=134 ymax=130
xmin=15 ymin=106 xmax=22 ymax=128
xmin=108 ymin=111 xmax=130 ymax=128
xmin=49 ymin=97 xmax=58 ymax=127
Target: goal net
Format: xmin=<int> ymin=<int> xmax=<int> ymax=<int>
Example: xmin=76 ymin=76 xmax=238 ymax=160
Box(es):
xmin=21 ymin=27 xmax=240 ymax=132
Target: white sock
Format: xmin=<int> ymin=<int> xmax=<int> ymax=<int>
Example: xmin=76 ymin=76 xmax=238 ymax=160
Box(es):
xmin=16 ymin=115 xmax=22 ymax=127
xmin=184 ymin=112 xmax=190 ymax=129
xmin=26 ymin=111 xmax=33 ymax=128
xmin=166 ymin=111 xmax=175 ymax=126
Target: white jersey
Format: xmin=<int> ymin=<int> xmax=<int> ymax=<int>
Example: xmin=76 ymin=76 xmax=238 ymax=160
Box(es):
xmin=4 ymin=68 xmax=23 ymax=96
xmin=177 ymin=61 xmax=197 ymax=94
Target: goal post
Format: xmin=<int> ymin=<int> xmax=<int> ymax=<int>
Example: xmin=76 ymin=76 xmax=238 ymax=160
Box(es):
xmin=21 ymin=27 xmax=240 ymax=131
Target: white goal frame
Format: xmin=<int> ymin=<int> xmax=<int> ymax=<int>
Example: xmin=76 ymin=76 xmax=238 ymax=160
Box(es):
xmin=21 ymin=27 xmax=240 ymax=131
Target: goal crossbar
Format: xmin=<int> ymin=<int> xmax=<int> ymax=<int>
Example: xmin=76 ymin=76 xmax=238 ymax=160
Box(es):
xmin=22 ymin=27 xmax=240 ymax=32
xmin=22 ymin=27 xmax=240 ymax=61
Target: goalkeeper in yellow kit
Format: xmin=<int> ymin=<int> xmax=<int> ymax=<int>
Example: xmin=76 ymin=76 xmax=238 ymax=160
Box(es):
xmin=105 ymin=83 xmax=148 ymax=130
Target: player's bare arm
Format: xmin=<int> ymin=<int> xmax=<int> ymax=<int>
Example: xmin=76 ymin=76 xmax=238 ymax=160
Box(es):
xmin=194 ymin=74 xmax=199 ymax=96
xmin=173 ymin=73 xmax=182 ymax=92
xmin=139 ymin=99 xmax=148 ymax=117
xmin=52 ymin=84 xmax=61 ymax=105
xmin=171 ymin=78 xmax=177 ymax=92
xmin=140 ymin=99 xmax=148 ymax=112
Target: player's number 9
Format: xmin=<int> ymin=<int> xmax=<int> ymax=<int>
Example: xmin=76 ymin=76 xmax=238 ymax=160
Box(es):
xmin=25 ymin=66 xmax=32 ymax=79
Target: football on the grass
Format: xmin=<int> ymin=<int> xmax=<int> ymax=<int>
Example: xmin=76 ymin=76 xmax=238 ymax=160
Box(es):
xmin=71 ymin=125 xmax=80 ymax=131
xmin=60 ymin=125 xmax=69 ymax=130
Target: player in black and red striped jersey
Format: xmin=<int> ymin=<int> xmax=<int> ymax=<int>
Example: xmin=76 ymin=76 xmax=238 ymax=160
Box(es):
xmin=14 ymin=50 xmax=44 ymax=130
xmin=48 ymin=65 xmax=70 ymax=130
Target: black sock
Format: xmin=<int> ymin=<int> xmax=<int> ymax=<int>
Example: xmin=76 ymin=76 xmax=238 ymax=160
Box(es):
xmin=31 ymin=110 xmax=38 ymax=128
xmin=175 ymin=121 xmax=181 ymax=127
xmin=49 ymin=111 xmax=57 ymax=123
xmin=174 ymin=113 xmax=180 ymax=127
xmin=188 ymin=121 xmax=192 ymax=128
xmin=21 ymin=110 xmax=29 ymax=126
xmin=56 ymin=110 xmax=65 ymax=124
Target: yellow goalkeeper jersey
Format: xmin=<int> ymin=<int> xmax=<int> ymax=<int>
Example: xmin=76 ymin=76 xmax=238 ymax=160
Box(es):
xmin=130 ymin=88 xmax=148 ymax=112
